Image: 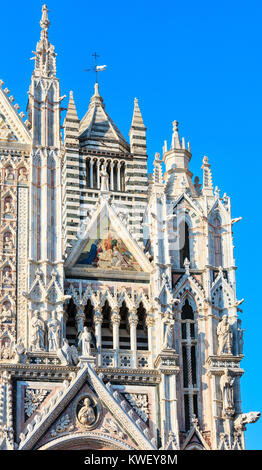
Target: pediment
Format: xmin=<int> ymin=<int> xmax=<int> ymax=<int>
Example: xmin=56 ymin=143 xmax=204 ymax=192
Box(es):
xmin=181 ymin=422 xmax=210 ymax=450
xmin=171 ymin=192 xmax=204 ymax=222
xmin=0 ymin=85 xmax=31 ymax=145
xmin=65 ymin=199 xmax=152 ymax=275
xmin=18 ymin=362 xmax=155 ymax=450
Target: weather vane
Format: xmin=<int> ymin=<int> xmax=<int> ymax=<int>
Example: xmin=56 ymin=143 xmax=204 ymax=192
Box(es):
xmin=84 ymin=52 xmax=107 ymax=83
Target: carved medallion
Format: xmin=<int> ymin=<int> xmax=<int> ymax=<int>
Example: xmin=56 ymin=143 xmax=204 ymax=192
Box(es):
xmin=75 ymin=395 xmax=101 ymax=430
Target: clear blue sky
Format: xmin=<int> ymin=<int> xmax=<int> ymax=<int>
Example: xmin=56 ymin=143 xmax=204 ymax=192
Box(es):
xmin=1 ymin=0 xmax=261 ymax=449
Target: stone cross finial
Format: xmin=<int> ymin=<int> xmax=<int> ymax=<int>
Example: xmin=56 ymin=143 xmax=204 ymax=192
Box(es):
xmin=40 ymin=4 xmax=50 ymax=36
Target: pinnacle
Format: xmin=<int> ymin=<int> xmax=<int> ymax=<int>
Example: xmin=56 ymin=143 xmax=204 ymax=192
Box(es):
xmin=131 ymin=97 xmax=146 ymax=129
xmin=65 ymin=91 xmax=79 ymax=121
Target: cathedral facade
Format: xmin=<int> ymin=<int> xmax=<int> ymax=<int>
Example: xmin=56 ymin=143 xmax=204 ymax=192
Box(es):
xmin=0 ymin=5 xmax=259 ymax=451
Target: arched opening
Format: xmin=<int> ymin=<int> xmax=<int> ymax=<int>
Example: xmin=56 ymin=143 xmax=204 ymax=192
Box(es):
xmin=179 ymin=221 xmax=190 ymax=268
xmin=136 ymin=302 xmax=148 ymax=351
xmin=101 ymin=300 xmax=113 ymax=349
xmin=65 ymin=299 xmax=78 ymax=346
xmin=213 ymin=217 xmax=222 ymax=266
xmin=119 ymin=301 xmax=130 ymax=350
xmin=180 ymin=298 xmax=198 ymax=432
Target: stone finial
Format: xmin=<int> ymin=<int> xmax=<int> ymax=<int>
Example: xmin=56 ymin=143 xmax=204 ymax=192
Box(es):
xmin=184 ymin=257 xmax=190 ymax=275
xmin=171 ymin=120 xmax=181 ymax=149
xmin=201 ymin=155 xmax=213 ymax=196
xmin=40 ymin=4 xmax=50 ymax=37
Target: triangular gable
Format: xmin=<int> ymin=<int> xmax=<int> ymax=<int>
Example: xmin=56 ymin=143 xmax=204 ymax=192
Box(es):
xmin=208 ymin=197 xmax=231 ymax=225
xmin=65 ymin=198 xmax=152 ymax=273
xmin=18 ymin=362 xmax=156 ymax=450
xmin=181 ymin=421 xmax=210 ymax=450
xmin=171 ymin=192 xmax=204 ymax=220
xmin=0 ymin=86 xmax=31 ymax=145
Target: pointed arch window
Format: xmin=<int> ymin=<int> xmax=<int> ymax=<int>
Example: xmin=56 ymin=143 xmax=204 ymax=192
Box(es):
xmin=179 ymin=221 xmax=190 ymax=268
xmin=214 ymin=217 xmax=222 ymax=267
xmin=181 ymin=299 xmax=199 ymax=431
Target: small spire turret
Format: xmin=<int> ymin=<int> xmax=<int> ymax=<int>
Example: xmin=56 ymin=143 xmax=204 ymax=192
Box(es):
xmin=201 ymin=156 xmax=213 ymax=197
xmin=31 ymin=4 xmax=56 ymax=78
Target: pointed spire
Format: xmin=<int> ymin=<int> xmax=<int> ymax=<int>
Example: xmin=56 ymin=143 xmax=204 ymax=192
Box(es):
xmin=131 ymin=97 xmax=146 ymax=129
xmin=90 ymin=82 xmax=105 ymax=108
xmin=64 ymin=91 xmax=80 ymax=147
xmin=40 ymin=4 xmax=50 ymax=39
xmin=129 ymin=97 xmax=147 ymax=155
xmin=201 ymin=155 xmax=213 ymax=196
xmin=66 ymin=91 xmax=79 ymax=121
xmin=31 ymin=4 xmax=56 ymax=78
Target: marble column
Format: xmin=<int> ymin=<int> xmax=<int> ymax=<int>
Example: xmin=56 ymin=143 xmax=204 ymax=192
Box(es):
xmin=146 ymin=315 xmax=155 ymax=367
xmin=117 ymin=162 xmax=121 ymax=191
xmin=129 ymin=311 xmax=138 ymax=368
xmin=97 ymin=161 xmax=100 ymax=189
xmin=90 ymin=159 xmax=94 ymax=189
xmin=110 ymin=160 xmax=114 ymax=191
xmin=94 ymin=308 xmax=103 ymax=366
xmin=111 ymin=309 xmax=121 ymax=367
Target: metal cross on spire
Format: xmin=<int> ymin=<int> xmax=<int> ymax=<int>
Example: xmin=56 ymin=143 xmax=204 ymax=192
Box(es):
xmin=84 ymin=52 xmax=107 ymax=84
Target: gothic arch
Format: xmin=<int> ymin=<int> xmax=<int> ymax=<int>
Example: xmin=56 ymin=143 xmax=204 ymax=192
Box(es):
xmin=36 ymin=432 xmax=136 ymax=450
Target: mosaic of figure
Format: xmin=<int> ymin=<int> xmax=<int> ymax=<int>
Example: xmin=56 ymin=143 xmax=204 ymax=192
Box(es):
xmin=77 ymin=222 xmax=141 ymax=271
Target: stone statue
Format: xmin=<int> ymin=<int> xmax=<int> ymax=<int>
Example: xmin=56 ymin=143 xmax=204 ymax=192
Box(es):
xmin=220 ymin=369 xmax=235 ymax=417
xmin=1 ymin=302 xmax=12 ymax=322
xmin=14 ymin=338 xmax=27 ymax=364
xmin=79 ymin=326 xmax=92 ymax=357
xmin=100 ymin=164 xmax=109 ymax=192
xmin=31 ymin=311 xmax=45 ymax=351
xmin=57 ymin=339 xmax=79 ymax=366
xmin=77 ymin=397 xmax=96 ymax=426
xmin=47 ymin=311 xmax=61 ymax=351
xmin=237 ymin=319 xmax=244 ymax=355
xmin=217 ymin=315 xmax=233 ymax=355
xmin=162 ymin=322 xmax=175 ymax=350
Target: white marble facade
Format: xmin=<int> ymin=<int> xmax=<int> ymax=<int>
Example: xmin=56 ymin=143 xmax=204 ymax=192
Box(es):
xmin=0 ymin=5 xmax=259 ymax=451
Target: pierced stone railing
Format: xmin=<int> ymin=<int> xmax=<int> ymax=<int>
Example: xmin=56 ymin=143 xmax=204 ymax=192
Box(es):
xmin=101 ymin=349 xmax=150 ymax=369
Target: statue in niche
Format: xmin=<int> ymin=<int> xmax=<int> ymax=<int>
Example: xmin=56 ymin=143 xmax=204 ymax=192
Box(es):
xmin=47 ymin=311 xmax=61 ymax=352
xmin=1 ymin=302 xmax=12 ymax=322
xmin=77 ymin=397 xmax=96 ymax=426
xmin=0 ymin=337 xmax=15 ymax=360
xmin=217 ymin=315 xmax=233 ymax=355
xmin=220 ymin=369 xmax=235 ymax=417
xmin=162 ymin=322 xmax=175 ymax=350
xmin=237 ymin=319 xmax=244 ymax=355
xmin=31 ymin=310 xmax=45 ymax=351
xmin=3 ymin=266 xmax=12 ymax=283
xmin=14 ymin=338 xmax=27 ymax=364
xmin=5 ymin=166 xmax=14 ymax=180
xmin=4 ymin=197 xmax=13 ymax=215
xmin=3 ymin=232 xmax=13 ymax=250
xmin=18 ymin=167 xmax=27 ymax=181
xmin=78 ymin=327 xmax=92 ymax=357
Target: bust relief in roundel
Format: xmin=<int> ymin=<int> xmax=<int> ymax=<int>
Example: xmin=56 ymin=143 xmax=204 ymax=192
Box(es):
xmin=75 ymin=394 xmax=101 ymax=430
